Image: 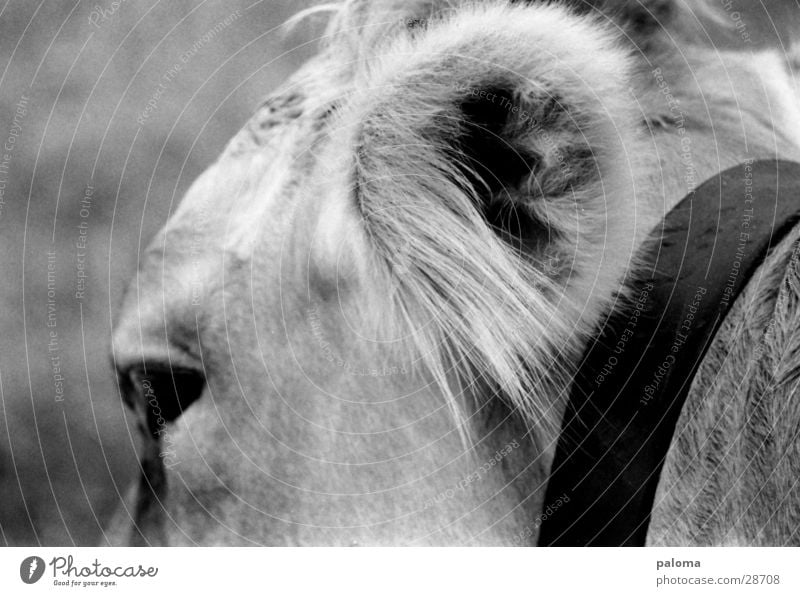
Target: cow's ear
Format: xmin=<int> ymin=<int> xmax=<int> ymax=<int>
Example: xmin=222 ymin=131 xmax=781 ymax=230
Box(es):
xmin=349 ymin=3 xmax=638 ymax=253
xmin=339 ymin=3 xmax=646 ymax=444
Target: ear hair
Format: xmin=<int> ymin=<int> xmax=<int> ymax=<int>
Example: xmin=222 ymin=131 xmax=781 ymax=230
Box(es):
xmin=333 ymin=2 xmax=647 ymax=445
xmin=348 ymin=2 xmax=640 ymax=252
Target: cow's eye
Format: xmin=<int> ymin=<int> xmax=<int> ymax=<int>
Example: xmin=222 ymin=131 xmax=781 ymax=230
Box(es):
xmin=118 ymin=364 xmax=206 ymax=437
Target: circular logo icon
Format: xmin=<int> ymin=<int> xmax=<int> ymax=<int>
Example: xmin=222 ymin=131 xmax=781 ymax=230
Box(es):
xmin=20 ymin=556 xmax=45 ymax=584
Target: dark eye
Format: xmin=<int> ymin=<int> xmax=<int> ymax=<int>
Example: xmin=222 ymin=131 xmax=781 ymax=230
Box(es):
xmin=118 ymin=364 xmax=206 ymax=438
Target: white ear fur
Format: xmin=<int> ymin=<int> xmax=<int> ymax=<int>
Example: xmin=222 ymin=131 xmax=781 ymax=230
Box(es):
xmin=329 ymin=3 xmax=651 ymax=443
xmin=348 ymin=2 xmax=648 ymax=322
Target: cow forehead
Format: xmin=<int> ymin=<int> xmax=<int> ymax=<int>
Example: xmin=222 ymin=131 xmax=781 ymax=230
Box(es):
xmin=155 ymin=23 xmax=432 ymax=262
xmin=163 ymin=106 xmax=335 ymax=254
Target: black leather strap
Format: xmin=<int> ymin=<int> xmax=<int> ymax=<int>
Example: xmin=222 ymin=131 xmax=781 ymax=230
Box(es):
xmin=539 ymin=159 xmax=800 ymax=546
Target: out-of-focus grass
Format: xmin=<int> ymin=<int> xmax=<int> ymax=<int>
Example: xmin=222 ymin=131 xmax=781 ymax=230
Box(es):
xmin=0 ymin=0 xmax=318 ymax=546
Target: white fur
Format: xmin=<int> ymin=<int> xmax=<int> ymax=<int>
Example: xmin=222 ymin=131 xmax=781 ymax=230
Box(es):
xmin=109 ymin=0 xmax=800 ymax=546
xmin=318 ymin=3 xmax=652 ymax=446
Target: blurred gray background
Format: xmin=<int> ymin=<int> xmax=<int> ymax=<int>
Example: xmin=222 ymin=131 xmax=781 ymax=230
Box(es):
xmin=0 ymin=0 xmax=798 ymax=547
xmin=0 ymin=0 xmax=319 ymax=546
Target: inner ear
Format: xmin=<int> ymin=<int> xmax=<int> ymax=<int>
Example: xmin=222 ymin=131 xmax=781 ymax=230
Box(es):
xmin=454 ymin=86 xmax=547 ymax=246
xmin=457 ymin=87 xmax=540 ymax=197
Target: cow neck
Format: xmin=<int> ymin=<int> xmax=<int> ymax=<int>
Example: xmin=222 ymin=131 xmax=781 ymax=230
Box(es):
xmin=539 ymin=159 xmax=800 ymax=546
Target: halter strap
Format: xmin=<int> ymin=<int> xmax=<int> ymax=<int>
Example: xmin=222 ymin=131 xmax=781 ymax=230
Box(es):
xmin=539 ymin=159 xmax=800 ymax=546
